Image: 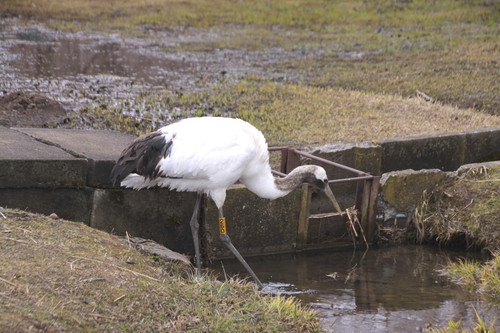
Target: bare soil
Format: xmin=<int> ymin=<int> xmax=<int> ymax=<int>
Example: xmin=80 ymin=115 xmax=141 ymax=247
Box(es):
xmin=0 ymin=92 xmax=67 ymax=127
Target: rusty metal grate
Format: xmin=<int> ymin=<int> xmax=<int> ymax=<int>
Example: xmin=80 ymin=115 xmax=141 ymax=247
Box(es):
xmin=269 ymin=147 xmax=380 ymax=248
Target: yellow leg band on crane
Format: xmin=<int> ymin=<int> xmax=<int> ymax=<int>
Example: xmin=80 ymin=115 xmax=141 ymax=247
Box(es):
xmin=218 ymin=217 xmax=227 ymax=235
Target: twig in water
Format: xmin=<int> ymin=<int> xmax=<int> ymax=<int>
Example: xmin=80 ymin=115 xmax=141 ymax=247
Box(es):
xmin=346 ymin=207 xmax=369 ymax=249
xmin=346 ymin=208 xmax=359 ymax=238
xmin=346 ymin=207 xmax=358 ymax=249
xmin=355 ymin=214 xmax=369 ymax=249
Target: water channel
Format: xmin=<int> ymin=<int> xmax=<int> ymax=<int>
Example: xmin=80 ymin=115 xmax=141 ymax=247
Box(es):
xmin=211 ymin=245 xmax=498 ymax=332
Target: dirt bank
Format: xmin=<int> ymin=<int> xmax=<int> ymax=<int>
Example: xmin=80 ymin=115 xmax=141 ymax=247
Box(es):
xmin=0 ymin=208 xmax=319 ymax=332
xmin=413 ymin=163 xmax=500 ymax=252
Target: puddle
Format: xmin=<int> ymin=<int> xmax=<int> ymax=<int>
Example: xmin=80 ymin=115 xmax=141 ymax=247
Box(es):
xmin=211 ymin=245 xmax=499 ymax=332
xmin=0 ymin=23 xmax=310 ymax=120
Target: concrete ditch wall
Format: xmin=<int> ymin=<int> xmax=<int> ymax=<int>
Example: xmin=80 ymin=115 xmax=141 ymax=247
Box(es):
xmin=1 ymin=126 xmax=499 ymax=259
xmin=304 ymin=127 xmax=500 ymax=214
xmin=376 ymin=160 xmax=500 ymax=237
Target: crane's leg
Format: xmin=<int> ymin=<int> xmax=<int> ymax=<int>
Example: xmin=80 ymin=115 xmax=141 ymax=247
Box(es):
xmin=218 ymin=208 xmax=264 ymax=289
xmin=189 ymin=193 xmax=203 ymax=275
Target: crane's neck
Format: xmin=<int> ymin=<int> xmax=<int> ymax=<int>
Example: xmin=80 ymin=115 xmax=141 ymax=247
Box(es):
xmin=241 ymin=166 xmax=312 ymax=200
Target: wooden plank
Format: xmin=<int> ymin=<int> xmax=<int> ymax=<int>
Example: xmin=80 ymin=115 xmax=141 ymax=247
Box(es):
xmin=359 ymin=179 xmax=371 ymax=243
xmin=286 ymin=148 xmax=301 ymax=173
xmin=296 ymin=184 xmax=312 ymax=248
xmin=280 ymin=148 xmax=288 ymax=174
xmin=366 ymin=176 xmax=380 ymax=242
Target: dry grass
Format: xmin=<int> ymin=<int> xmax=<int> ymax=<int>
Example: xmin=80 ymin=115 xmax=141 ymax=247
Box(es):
xmin=413 ymin=165 xmax=500 ymax=252
xmin=76 ymin=78 xmax=500 ymax=146
xmin=288 ymin=42 xmax=500 ymax=116
xmin=0 ymin=209 xmax=319 ymax=332
xmin=229 ymin=80 xmax=500 ymax=146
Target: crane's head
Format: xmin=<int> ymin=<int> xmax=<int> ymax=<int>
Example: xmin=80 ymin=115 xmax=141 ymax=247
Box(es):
xmin=299 ymin=165 xmax=342 ymax=214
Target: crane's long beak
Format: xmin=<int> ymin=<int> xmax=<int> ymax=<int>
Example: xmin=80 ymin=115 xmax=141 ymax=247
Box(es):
xmin=324 ymin=185 xmax=342 ymax=214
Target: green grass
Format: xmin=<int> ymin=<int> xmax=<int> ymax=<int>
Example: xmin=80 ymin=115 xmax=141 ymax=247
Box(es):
xmin=444 ymin=253 xmax=500 ymax=300
xmin=433 ymin=253 xmax=499 ymax=332
xmin=0 ymin=208 xmax=320 ymax=332
xmin=1 ymin=0 xmax=499 ymax=116
xmin=2 ymin=0 xmax=497 ymax=32
xmin=433 ymin=255 xmax=499 ymax=332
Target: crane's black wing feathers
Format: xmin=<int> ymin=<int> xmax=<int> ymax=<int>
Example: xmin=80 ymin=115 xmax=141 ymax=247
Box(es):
xmin=110 ymin=131 xmax=173 ymax=186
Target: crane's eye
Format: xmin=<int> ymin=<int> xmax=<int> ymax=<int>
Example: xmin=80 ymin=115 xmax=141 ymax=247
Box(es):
xmin=323 ymin=179 xmax=328 ymax=183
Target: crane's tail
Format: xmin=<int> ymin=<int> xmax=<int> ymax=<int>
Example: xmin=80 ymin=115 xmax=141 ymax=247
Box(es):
xmin=110 ymin=130 xmax=173 ymax=186
xmin=120 ymin=174 xmax=159 ymax=190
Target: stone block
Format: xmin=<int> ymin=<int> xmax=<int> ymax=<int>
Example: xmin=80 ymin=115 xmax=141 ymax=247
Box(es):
xmin=463 ymin=128 xmax=500 ymax=164
xmin=0 ymin=188 xmax=93 ymax=223
xmin=379 ymin=169 xmax=452 ymax=212
xmin=381 ymin=133 xmax=466 ymax=172
xmin=14 ymin=128 xmax=135 ymax=187
xmin=90 ymin=188 xmax=198 ymax=255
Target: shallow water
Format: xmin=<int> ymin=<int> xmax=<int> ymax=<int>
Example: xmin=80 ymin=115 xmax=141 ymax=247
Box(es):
xmin=211 ymin=245 xmax=499 ymax=332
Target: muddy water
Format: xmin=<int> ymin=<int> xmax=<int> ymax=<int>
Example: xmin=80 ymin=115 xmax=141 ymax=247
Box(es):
xmin=211 ymin=245 xmax=499 ymax=332
xmin=0 ymin=24 xmax=300 ymax=118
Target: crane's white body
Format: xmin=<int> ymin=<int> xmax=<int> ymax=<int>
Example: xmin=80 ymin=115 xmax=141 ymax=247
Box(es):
xmin=113 ymin=117 xmax=341 ymax=288
xmin=121 ymin=117 xmax=289 ymax=208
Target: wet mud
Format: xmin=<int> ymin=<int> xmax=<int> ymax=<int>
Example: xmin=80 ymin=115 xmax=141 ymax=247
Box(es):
xmin=0 ymin=23 xmax=306 ymax=126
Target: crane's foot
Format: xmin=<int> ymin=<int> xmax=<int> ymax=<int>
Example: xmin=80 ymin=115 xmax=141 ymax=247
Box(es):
xmin=219 ymin=233 xmax=264 ymax=289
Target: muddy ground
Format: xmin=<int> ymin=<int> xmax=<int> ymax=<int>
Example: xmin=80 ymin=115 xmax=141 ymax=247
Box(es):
xmin=0 ymin=17 xmax=498 ymax=145
xmin=0 ymin=22 xmax=310 ymax=127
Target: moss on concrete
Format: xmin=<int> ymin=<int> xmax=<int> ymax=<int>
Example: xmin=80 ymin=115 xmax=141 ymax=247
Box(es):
xmin=381 ymin=169 xmax=451 ymax=212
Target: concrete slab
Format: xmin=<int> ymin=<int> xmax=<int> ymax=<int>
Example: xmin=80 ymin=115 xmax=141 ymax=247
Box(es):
xmin=0 ymin=126 xmax=87 ymax=188
xmin=14 ymin=128 xmax=134 ymax=160
xmin=204 ymin=185 xmax=303 ymax=258
xmin=381 ymin=132 xmax=466 ymax=172
xmin=90 ymin=188 xmax=198 ymax=255
xmin=0 ymin=126 xmax=75 ymax=160
xmin=14 ymin=128 xmax=135 ymax=187
xmin=464 ymin=128 xmax=500 ymax=164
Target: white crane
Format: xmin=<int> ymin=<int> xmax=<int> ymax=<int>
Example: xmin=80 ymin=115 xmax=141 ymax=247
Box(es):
xmin=111 ymin=117 xmax=342 ymax=289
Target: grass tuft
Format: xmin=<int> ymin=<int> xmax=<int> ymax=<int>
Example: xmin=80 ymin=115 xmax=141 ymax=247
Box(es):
xmin=443 ymin=253 xmax=500 ymax=300
xmin=413 ymin=165 xmax=500 ymax=252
